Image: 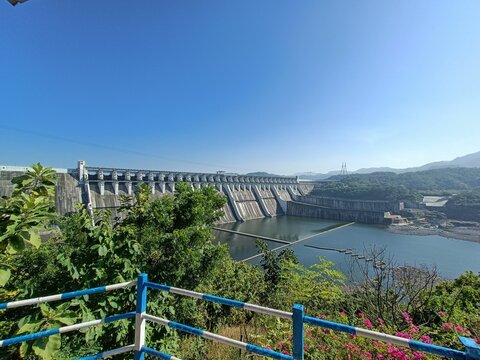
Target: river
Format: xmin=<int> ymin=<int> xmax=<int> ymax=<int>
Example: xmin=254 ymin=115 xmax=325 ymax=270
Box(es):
xmin=213 ymin=216 xmax=480 ymax=279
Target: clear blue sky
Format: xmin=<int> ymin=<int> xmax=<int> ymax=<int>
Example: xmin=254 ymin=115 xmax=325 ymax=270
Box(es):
xmin=1 ymin=1 xmax=479 ymax=174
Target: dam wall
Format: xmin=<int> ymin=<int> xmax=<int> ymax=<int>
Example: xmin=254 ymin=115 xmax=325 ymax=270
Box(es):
xmin=295 ymin=195 xmax=402 ymax=213
xmin=1 ymin=169 xmax=84 ymax=215
xmin=0 ymin=170 xmax=25 ymax=198
xmin=1 ymin=162 xmax=301 ymax=224
xmin=258 ymin=187 xmax=283 ymax=216
xmin=287 ymin=201 xmax=390 ymax=225
xmin=231 ymin=188 xmax=264 ymax=220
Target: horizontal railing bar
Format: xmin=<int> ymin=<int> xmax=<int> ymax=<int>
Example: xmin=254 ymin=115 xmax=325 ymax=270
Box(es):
xmin=77 ymin=344 xmax=135 ymax=359
xmin=0 ymin=281 xmax=137 ymax=310
xmin=144 ymin=314 xmax=293 ymax=360
xmin=142 ymin=346 xmax=182 ymax=360
xmin=145 ymin=281 xmax=292 ymax=320
xmin=0 ymin=312 xmax=135 ymax=347
xmin=304 ymin=316 xmax=466 ymax=360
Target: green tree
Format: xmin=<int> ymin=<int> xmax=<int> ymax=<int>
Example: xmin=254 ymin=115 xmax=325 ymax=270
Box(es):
xmin=4 ymin=181 xmax=229 ymax=358
xmin=0 ymin=163 xmax=56 ymax=287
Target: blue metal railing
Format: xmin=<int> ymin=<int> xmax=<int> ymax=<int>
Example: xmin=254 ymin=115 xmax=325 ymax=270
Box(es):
xmin=0 ymin=273 xmax=479 ymax=359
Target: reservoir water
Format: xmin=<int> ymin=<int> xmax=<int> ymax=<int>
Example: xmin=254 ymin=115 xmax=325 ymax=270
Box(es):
xmin=214 ymin=216 xmax=480 ymax=279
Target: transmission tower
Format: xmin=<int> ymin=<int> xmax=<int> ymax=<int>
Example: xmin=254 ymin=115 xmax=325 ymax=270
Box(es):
xmin=340 ymin=162 xmax=348 ymax=176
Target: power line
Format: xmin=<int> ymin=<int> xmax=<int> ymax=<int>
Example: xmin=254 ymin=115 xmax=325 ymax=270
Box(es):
xmin=0 ymin=125 xmax=255 ymax=173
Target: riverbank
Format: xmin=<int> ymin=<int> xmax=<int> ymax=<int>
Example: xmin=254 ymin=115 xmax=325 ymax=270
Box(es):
xmin=386 ymin=223 xmax=480 ymax=243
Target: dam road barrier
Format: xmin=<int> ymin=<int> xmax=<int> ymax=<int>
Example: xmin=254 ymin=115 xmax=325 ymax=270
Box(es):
xmin=0 ymin=274 xmax=479 ymax=359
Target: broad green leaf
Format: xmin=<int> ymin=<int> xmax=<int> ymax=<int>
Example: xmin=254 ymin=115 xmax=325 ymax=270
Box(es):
xmin=6 ymin=236 xmax=25 ymax=254
xmin=55 ymin=316 xmax=77 ymax=326
xmin=29 ymin=231 xmax=41 ymax=248
xmin=0 ymin=268 xmax=11 ymax=286
xmin=17 ymin=320 xmax=43 ymax=334
xmin=19 ymin=341 xmax=33 ymax=358
xmin=98 ymin=245 xmax=108 ymax=256
xmin=39 ymin=304 xmax=52 ymax=317
xmin=32 ymin=333 xmax=61 ymax=360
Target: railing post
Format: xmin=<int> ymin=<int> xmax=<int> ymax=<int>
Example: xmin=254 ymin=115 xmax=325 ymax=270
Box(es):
xmin=134 ymin=274 xmax=148 ymax=360
xmin=459 ymin=336 xmax=480 ymax=360
xmin=292 ymin=304 xmax=304 ymax=360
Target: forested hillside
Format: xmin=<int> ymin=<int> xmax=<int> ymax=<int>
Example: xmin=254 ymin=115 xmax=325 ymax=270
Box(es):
xmin=312 ymin=168 xmax=480 ymax=201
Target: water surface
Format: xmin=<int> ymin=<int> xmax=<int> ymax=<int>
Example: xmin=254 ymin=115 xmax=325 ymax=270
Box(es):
xmin=214 ymin=216 xmax=480 ymax=279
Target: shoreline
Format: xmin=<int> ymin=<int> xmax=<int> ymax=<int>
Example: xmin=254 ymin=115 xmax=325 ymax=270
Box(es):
xmin=386 ymin=224 xmax=480 ymax=243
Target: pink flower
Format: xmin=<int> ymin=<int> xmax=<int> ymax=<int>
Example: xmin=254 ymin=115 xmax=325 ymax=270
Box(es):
xmin=442 ymin=322 xmax=454 ymax=331
xmin=438 ymin=311 xmax=446 ymax=317
xmin=410 ymin=324 xmax=419 ymax=333
xmin=377 ymin=318 xmax=384 ymax=324
xmin=454 ymin=325 xmax=464 ymax=332
xmin=345 ymin=342 xmax=361 ymax=354
xmin=320 ymin=314 xmax=327 ymax=320
xmin=364 ymin=352 xmax=373 ymax=359
xmin=376 ymin=355 xmax=384 ymax=359
xmin=276 ymin=343 xmax=283 ymax=349
xmin=266 ymin=346 xmax=272 ymax=350
xmin=304 ymin=345 xmax=309 ymax=351
xmin=364 ymin=318 xmax=374 ymax=329
xmin=396 ymin=332 xmax=412 ymax=339
xmin=358 ymin=312 xmax=365 ymax=318
xmin=387 ymin=345 xmax=408 ymax=359
xmin=401 ymin=311 xmax=412 ymax=324
xmin=323 ymin=329 xmax=331 ymax=334
xmin=282 ymin=350 xmax=290 ymax=355
xmin=413 ymin=351 xmax=426 ymax=359
xmin=420 ymin=335 xmax=432 ymax=344
xmin=339 ymin=311 xmax=347 ymax=316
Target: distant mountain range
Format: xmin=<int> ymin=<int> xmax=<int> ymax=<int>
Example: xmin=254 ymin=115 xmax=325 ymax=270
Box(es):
xmin=247 ymin=150 xmax=480 ymax=180
xmin=297 ymin=150 xmax=480 ymax=180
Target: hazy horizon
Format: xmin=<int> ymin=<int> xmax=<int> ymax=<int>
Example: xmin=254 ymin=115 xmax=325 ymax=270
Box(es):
xmin=1 ymin=1 xmax=480 ymax=174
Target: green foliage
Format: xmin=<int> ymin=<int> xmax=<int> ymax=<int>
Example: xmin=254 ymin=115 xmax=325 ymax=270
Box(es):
xmin=273 ymin=259 xmax=345 ymax=312
xmin=447 ymin=190 xmax=480 ymax=207
xmin=0 ymin=164 xmax=56 ymax=287
xmin=256 ymin=240 xmax=297 ymax=292
xmin=1 ymin=181 xmax=229 ymax=358
xmin=313 ymin=179 xmax=421 ymax=202
xmin=318 ymin=167 xmax=480 ymax=202
xmin=426 ymin=271 xmax=480 ymax=328
xmin=17 ymin=303 xmax=78 ymax=359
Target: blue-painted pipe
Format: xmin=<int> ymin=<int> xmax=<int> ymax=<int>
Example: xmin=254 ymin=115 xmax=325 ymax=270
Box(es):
xmin=142 ymin=346 xmax=175 ymax=359
xmin=410 ymin=340 xmax=466 ymax=360
xmin=202 ymin=294 xmax=245 ymax=308
xmin=304 ymin=315 xmax=467 ymax=359
xmin=303 ymin=315 xmax=357 ymax=334
xmin=0 ymin=312 xmax=135 ymax=347
xmin=145 ymin=281 xmax=171 ymax=292
xmin=246 ymin=344 xmax=293 ymax=360
xmin=2 ymin=328 xmax=60 ymax=347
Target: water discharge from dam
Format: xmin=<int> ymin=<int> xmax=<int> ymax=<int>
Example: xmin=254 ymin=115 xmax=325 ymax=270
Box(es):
xmin=214 ymin=216 xmax=480 ymax=279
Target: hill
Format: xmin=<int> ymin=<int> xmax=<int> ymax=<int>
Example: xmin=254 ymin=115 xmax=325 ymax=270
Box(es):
xmin=312 ymin=167 xmax=480 ymax=202
xmin=296 ymin=150 xmax=480 ymax=180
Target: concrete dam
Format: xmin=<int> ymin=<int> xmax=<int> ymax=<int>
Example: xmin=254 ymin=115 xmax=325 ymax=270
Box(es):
xmin=1 ymin=161 xmax=306 ymax=224
xmin=1 ymin=162 xmax=398 ymax=225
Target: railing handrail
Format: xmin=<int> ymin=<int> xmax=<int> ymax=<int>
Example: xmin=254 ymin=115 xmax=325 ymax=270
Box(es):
xmin=0 ymin=280 xmax=136 ymax=309
xmin=1 ymin=274 xmax=479 ymax=360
